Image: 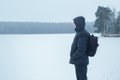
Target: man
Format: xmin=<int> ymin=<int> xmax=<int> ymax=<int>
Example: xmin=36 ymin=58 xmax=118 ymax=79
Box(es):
xmin=69 ymin=16 xmax=90 ymax=80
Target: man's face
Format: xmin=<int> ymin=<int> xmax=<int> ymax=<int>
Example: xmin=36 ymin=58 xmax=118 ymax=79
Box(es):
xmin=73 ymin=23 xmax=76 ymax=29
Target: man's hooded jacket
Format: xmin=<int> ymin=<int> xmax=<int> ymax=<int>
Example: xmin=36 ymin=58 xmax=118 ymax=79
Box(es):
xmin=70 ymin=16 xmax=90 ymax=65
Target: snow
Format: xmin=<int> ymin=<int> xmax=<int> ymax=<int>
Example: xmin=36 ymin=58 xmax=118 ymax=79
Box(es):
xmin=0 ymin=34 xmax=120 ymax=80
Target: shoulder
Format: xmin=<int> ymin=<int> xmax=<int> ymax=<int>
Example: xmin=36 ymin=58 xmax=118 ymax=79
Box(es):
xmin=76 ymin=30 xmax=90 ymax=38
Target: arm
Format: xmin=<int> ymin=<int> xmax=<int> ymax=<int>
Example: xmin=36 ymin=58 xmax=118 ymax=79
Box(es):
xmin=71 ymin=37 xmax=88 ymax=60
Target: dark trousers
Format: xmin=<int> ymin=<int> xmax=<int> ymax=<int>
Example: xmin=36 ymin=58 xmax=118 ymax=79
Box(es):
xmin=75 ymin=65 xmax=87 ymax=80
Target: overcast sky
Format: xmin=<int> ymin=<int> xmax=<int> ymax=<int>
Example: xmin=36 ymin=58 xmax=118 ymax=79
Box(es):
xmin=0 ymin=0 xmax=120 ymax=22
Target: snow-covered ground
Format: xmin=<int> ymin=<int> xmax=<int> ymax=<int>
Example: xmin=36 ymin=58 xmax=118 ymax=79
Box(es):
xmin=0 ymin=34 xmax=120 ymax=80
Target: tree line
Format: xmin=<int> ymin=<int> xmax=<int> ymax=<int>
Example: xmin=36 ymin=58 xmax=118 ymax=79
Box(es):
xmin=94 ymin=6 xmax=120 ymax=35
xmin=0 ymin=22 xmax=95 ymax=34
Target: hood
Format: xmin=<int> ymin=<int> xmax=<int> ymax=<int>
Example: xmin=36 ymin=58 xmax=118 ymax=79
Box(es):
xmin=73 ymin=16 xmax=85 ymax=32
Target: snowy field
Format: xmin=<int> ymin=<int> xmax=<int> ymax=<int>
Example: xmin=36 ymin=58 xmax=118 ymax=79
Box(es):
xmin=0 ymin=33 xmax=120 ymax=80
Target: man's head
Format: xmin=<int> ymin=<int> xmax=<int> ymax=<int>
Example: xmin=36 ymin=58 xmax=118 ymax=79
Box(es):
xmin=73 ymin=16 xmax=85 ymax=32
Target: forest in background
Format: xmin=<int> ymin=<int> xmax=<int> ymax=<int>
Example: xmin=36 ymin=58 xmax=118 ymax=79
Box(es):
xmin=0 ymin=22 xmax=95 ymax=34
xmin=94 ymin=6 xmax=120 ymax=36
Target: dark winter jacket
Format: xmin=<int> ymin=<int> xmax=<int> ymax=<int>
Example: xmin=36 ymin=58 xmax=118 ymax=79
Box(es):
xmin=69 ymin=16 xmax=90 ymax=65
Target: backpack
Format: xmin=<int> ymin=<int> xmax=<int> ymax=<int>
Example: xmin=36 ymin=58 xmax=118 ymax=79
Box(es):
xmin=86 ymin=34 xmax=99 ymax=57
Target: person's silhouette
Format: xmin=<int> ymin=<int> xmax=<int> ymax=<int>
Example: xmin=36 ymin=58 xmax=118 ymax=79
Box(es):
xmin=69 ymin=16 xmax=90 ymax=80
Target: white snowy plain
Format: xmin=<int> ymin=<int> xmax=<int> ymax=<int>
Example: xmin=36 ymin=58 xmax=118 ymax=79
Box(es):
xmin=0 ymin=33 xmax=120 ymax=80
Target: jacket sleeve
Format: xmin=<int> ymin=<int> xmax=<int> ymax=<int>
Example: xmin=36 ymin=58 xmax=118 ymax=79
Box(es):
xmin=70 ymin=36 xmax=77 ymax=57
xmin=71 ymin=37 xmax=88 ymax=60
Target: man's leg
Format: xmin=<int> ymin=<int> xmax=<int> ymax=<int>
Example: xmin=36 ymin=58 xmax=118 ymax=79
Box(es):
xmin=75 ymin=65 xmax=87 ymax=80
